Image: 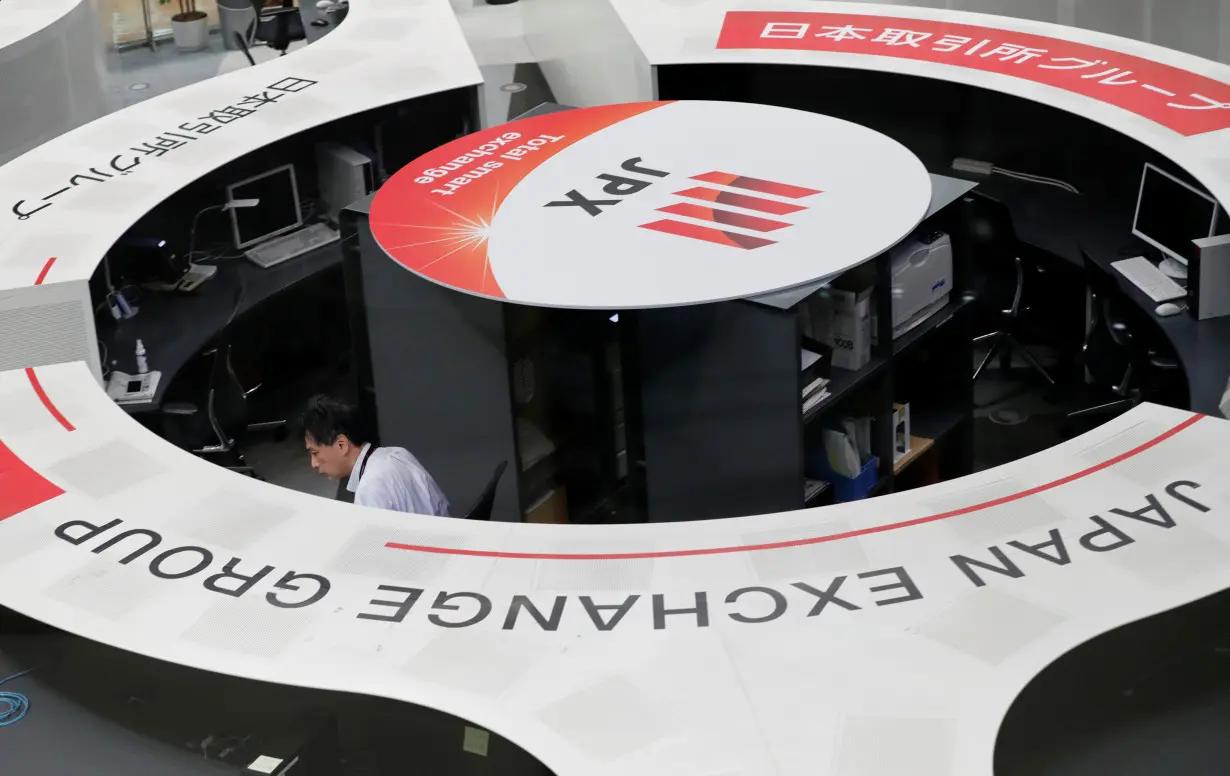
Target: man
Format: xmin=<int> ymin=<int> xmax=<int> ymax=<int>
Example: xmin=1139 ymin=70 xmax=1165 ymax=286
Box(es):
xmin=300 ymin=395 xmax=452 ymax=516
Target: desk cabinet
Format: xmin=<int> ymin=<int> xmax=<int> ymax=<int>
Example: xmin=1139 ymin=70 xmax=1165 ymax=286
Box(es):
xmin=343 ymin=190 xmax=976 ymax=524
xmin=618 ymin=192 xmax=977 ymax=522
xmin=344 ymin=202 xmax=618 ymax=523
xmin=622 ymin=258 xmax=975 ymax=522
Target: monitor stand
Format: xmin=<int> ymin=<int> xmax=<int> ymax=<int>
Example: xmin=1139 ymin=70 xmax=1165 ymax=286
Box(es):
xmin=1159 ymin=256 xmax=1189 ymax=283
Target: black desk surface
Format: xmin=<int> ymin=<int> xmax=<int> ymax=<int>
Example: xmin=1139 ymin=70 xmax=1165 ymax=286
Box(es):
xmin=975 ymin=177 xmax=1230 ymax=417
xmin=0 ymin=642 xmax=232 ymax=776
xmin=97 ymin=244 xmax=343 ymax=415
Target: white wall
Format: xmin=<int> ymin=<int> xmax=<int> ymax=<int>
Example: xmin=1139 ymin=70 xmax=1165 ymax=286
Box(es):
xmin=522 ymin=0 xmax=653 ymax=107
xmin=866 ymin=0 xmax=1230 ymax=64
xmin=0 ymin=0 xmax=109 ymax=166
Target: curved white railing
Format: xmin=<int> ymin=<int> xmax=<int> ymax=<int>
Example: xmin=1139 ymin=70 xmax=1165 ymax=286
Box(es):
xmin=2 ymin=3 xmax=1229 ymax=775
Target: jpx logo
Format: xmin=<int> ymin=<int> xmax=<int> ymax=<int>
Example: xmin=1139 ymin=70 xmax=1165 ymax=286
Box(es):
xmin=644 ymin=172 xmax=821 ymax=250
xmin=544 ymin=157 xmax=671 ymax=216
xmin=544 ymin=158 xmax=821 ymax=250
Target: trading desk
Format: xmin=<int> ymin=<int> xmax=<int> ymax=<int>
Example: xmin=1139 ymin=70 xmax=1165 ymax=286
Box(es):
xmin=981 ymin=178 xmax=1230 ymax=415
xmin=3 ymin=2 xmax=1230 ymax=776
xmin=96 ymin=244 xmax=343 ymax=414
xmin=0 ymin=642 xmax=233 ymax=776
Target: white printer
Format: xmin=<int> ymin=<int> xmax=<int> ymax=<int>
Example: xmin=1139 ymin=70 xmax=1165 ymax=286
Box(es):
xmin=886 ymin=229 xmax=953 ymax=340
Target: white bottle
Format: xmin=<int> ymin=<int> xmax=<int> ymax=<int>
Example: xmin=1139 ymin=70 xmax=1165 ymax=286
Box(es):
xmin=135 ymin=339 xmax=148 ymax=375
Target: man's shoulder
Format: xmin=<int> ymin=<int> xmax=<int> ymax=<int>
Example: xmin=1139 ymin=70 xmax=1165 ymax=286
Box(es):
xmin=369 ymin=447 xmax=425 ymax=474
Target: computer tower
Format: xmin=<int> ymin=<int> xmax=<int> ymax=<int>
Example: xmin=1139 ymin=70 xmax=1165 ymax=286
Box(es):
xmin=316 ymin=141 xmax=374 ymax=223
xmin=1189 ymin=233 xmax=1230 ymax=320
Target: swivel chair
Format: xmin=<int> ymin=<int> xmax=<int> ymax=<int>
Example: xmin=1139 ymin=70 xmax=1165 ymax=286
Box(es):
xmin=463 ymin=461 xmax=507 ymax=520
xmin=236 ymin=0 xmax=306 ymax=66
xmin=958 ymin=192 xmax=1056 ymax=387
xmin=161 ymin=342 xmax=286 ymax=475
xmin=1068 ymin=249 xmax=1180 ymax=419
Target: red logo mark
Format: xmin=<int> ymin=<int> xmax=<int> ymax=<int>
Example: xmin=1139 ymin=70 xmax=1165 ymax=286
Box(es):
xmin=639 ymin=171 xmax=821 ymax=250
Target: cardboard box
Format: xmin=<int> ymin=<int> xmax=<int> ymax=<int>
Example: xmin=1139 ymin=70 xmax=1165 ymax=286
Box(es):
xmin=810 ymin=280 xmax=873 ymax=371
xmin=525 ymin=487 xmax=569 ymax=524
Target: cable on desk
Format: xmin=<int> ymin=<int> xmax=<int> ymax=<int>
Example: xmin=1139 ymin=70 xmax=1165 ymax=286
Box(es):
xmin=992 ymin=166 xmax=1081 ymax=195
xmin=0 ymin=668 xmax=34 ymax=727
xmin=98 ymin=339 xmax=110 ymax=380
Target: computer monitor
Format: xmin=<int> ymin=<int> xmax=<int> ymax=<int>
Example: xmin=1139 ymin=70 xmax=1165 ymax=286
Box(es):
xmin=1132 ymin=162 xmax=1220 ymax=268
xmin=227 ymin=164 xmax=303 ymax=249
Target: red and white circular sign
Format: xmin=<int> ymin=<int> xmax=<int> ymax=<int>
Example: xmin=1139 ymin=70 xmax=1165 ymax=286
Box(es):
xmin=370 ymin=100 xmax=932 ymax=308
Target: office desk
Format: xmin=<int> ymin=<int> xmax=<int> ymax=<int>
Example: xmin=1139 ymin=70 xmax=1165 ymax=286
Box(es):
xmin=977 ymin=178 xmax=1230 ymax=417
xmin=5 ymin=2 xmax=1230 ymax=775
xmin=96 ymin=243 xmax=343 ymax=414
xmin=0 ymin=642 xmax=232 ymax=776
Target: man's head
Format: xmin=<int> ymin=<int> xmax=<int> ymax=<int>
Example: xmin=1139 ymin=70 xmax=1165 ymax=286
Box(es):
xmin=300 ymin=395 xmax=369 ymax=480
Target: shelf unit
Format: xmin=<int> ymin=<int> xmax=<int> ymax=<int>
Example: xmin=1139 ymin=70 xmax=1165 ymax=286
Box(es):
xmin=343 ymin=200 xmax=624 ymax=524
xmin=622 ymin=177 xmax=979 ymax=521
xmin=344 ymin=159 xmax=979 ymax=524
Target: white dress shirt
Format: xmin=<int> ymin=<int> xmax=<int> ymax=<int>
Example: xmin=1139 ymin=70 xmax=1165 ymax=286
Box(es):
xmin=346 ymin=444 xmax=452 ymax=516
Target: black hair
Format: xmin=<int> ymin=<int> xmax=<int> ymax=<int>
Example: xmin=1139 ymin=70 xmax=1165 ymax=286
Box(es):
xmin=299 ymin=395 xmax=369 ymax=447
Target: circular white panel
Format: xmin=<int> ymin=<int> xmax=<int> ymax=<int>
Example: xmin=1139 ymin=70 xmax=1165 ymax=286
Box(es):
xmin=370 ymin=100 xmax=933 ymax=309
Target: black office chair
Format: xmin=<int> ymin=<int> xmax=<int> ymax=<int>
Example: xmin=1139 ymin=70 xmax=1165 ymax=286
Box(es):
xmin=463 ymin=461 xmax=507 ymax=520
xmin=161 ymin=342 xmax=286 ymax=475
xmin=236 ymin=0 xmax=306 ymax=66
xmin=958 ymin=192 xmax=1056 ymax=387
xmin=1067 ymin=249 xmax=1180 ymax=419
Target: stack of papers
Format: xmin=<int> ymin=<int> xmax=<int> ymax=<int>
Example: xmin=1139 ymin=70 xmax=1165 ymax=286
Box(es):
xmin=802 ymin=375 xmax=831 ymax=414
xmin=516 ymin=417 xmax=556 ymax=471
xmin=804 ymin=478 xmax=829 ymax=502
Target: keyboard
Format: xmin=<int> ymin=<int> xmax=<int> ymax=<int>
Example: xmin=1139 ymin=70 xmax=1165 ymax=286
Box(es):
xmin=245 ymin=222 xmax=340 ymax=269
xmin=1111 ymin=256 xmax=1186 ymax=303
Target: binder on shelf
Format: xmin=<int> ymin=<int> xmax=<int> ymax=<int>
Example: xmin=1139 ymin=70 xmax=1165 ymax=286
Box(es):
xmin=807 ymin=454 xmax=879 ymax=502
xmin=806 ymin=418 xmax=878 ymax=502
xmin=893 ymin=402 xmax=911 ymax=463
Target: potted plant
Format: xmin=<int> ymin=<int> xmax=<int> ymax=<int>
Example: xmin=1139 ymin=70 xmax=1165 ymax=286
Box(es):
xmin=159 ymin=0 xmax=210 ymax=52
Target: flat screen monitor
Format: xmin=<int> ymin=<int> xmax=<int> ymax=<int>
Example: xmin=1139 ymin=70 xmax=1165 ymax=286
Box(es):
xmin=1132 ymin=162 xmax=1220 ymax=265
xmin=227 ymin=164 xmax=303 ymax=249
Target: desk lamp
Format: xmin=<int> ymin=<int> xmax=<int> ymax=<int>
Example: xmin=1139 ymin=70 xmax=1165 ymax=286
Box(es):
xmin=187 ymin=198 xmax=261 ymax=269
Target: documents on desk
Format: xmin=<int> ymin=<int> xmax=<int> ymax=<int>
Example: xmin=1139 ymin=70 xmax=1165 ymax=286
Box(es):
xmin=177 ymin=263 xmax=216 ymax=291
xmin=1112 ymin=256 xmax=1186 ymax=302
xmin=140 ymin=263 xmax=216 ymax=293
xmin=106 ymin=370 xmax=160 ymax=405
